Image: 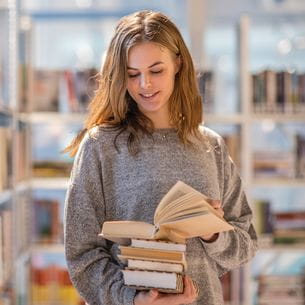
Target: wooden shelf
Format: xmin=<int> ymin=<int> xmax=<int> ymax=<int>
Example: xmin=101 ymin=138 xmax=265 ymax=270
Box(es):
xmin=30 ymin=177 xmax=70 ymax=189
xmin=204 ymin=113 xmax=244 ymax=124
xmin=20 ymin=112 xmax=86 ymax=124
xmin=252 ymin=178 xmax=305 ymax=187
xmin=251 ymin=113 xmax=305 ymax=123
xmin=16 ymin=181 xmax=31 ymax=192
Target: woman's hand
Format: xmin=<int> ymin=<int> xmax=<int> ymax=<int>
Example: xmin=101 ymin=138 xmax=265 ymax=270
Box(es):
xmin=133 ymin=276 xmax=198 ymax=305
xmin=200 ymin=199 xmax=224 ymax=242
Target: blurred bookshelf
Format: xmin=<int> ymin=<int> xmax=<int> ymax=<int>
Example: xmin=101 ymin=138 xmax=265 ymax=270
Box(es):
xmin=1 ymin=1 xmax=305 ymax=305
xmin=244 ymin=15 xmax=305 ymax=305
xmin=203 ymin=8 xmax=305 ymax=304
xmin=13 ymin=1 xmax=191 ymax=305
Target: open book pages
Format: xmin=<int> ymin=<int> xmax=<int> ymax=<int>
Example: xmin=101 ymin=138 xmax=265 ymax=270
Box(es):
xmin=122 ymin=269 xmax=184 ymax=293
xmin=100 ymin=181 xmax=234 ymax=244
xmin=154 ymin=180 xmax=222 ymax=224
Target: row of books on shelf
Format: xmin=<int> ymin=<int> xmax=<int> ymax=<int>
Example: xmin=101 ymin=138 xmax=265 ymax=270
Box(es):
xmin=255 ymin=200 xmax=305 ymax=247
xmin=253 ymin=133 xmax=305 ymax=179
xmin=195 ymin=68 xmax=305 ymax=115
xmin=15 ymin=67 xmax=305 ymax=116
xmin=24 ymin=68 xmax=216 ymax=114
xmin=15 ymin=121 xmax=31 ymax=183
xmin=0 ymin=207 xmax=13 ymax=293
xmin=252 ymin=69 xmax=305 ymax=114
xmin=33 ymin=161 xmax=72 ymax=178
xmin=30 ymin=131 xmax=240 ymax=179
xmin=30 ymin=131 xmax=305 ymax=181
xmin=256 ymin=273 xmax=305 ymax=305
xmin=21 ymin=68 xmax=98 ymax=113
xmin=0 ymin=119 xmax=30 ymax=192
xmin=15 ymin=191 xmax=31 ymax=255
xmin=32 ymin=199 xmax=62 ymax=245
xmin=0 ymin=123 xmax=12 ymax=193
xmin=31 ymin=264 xmax=84 ymax=305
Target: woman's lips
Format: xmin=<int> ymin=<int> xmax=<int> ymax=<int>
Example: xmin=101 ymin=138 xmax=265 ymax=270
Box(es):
xmin=139 ymin=91 xmax=159 ymax=100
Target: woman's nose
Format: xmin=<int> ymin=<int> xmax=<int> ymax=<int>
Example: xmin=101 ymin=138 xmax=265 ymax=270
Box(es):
xmin=140 ymin=74 xmax=152 ymax=89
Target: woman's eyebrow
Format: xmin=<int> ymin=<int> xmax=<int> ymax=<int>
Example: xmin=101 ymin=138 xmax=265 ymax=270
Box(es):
xmin=127 ymin=61 xmax=164 ymax=70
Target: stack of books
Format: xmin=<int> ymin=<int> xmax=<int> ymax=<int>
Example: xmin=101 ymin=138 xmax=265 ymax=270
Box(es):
xmin=101 ymin=181 xmax=234 ymax=293
xmin=119 ymin=238 xmax=186 ymax=293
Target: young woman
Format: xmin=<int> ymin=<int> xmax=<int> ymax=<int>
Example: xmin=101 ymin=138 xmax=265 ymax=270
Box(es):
xmin=64 ymin=10 xmax=258 ymax=305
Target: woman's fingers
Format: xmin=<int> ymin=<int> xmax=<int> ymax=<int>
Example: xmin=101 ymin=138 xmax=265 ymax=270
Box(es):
xmin=182 ymin=276 xmax=198 ymax=303
xmin=134 ymin=277 xmax=198 ymax=305
xmin=207 ymin=199 xmax=224 ymax=217
xmin=133 ymin=289 xmax=159 ymax=305
xmin=148 ymin=289 xmax=159 ymax=300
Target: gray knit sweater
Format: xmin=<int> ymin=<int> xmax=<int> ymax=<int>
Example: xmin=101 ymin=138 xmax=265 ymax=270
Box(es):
xmin=64 ymin=125 xmax=258 ymax=305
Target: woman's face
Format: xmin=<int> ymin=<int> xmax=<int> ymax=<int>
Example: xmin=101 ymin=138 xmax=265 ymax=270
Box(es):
xmin=126 ymin=41 xmax=179 ymax=123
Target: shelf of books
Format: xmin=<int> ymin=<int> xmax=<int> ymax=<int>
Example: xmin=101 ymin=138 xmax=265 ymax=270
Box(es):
xmin=15 ymin=5 xmax=120 ymax=305
xmin=245 ymin=15 xmax=305 ymax=305
xmin=204 ymin=13 xmax=305 ymax=305
xmin=0 ymin=3 xmax=15 ymax=305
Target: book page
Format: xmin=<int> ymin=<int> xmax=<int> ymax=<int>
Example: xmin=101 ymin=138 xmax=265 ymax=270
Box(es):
xmin=154 ymin=181 xmax=192 ymax=218
xmin=160 ymin=214 xmax=233 ymax=238
xmin=155 ymin=193 xmax=209 ymax=223
xmin=154 ymin=181 xmax=220 ymax=225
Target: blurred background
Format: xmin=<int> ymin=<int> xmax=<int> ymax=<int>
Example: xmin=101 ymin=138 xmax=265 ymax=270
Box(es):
xmin=1 ymin=0 xmax=305 ymax=304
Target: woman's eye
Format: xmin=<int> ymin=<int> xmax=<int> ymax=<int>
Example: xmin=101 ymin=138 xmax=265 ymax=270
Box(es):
xmin=151 ymin=70 xmax=162 ymax=74
xmin=128 ymin=74 xmax=139 ymax=78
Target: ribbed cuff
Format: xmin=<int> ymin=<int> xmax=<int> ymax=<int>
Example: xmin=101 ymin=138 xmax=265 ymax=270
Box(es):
xmin=200 ymin=232 xmax=229 ymax=255
xmin=124 ymin=287 xmax=137 ymax=305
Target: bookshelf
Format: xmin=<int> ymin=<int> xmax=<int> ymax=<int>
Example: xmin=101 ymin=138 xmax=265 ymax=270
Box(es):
xmin=203 ymin=11 xmax=305 ymax=304
xmin=240 ymin=15 xmax=305 ymax=305
xmin=4 ymin=1 xmax=304 ymax=305
xmin=0 ymin=1 xmax=32 ymax=304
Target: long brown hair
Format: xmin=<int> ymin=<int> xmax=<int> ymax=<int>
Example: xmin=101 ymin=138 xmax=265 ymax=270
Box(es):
xmin=64 ymin=10 xmax=202 ymax=157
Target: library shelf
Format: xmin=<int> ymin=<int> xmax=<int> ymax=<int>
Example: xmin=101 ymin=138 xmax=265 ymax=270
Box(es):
xmin=204 ymin=113 xmax=244 ymax=124
xmin=30 ymin=177 xmax=70 ymax=190
xmin=251 ymin=114 xmax=305 ymax=123
xmin=252 ymin=178 xmax=305 ymax=187
xmin=20 ymin=112 xmax=86 ymax=124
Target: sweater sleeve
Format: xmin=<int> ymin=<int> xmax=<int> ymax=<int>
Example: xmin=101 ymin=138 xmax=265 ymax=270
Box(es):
xmin=64 ymin=133 xmax=136 ymax=305
xmin=201 ymin=137 xmax=258 ymax=276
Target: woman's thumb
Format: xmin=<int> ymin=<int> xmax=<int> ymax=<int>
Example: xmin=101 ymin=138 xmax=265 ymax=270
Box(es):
xmin=148 ymin=289 xmax=159 ymax=300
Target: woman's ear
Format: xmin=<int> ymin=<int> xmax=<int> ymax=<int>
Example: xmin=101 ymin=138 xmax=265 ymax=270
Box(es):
xmin=175 ymin=55 xmax=181 ymax=74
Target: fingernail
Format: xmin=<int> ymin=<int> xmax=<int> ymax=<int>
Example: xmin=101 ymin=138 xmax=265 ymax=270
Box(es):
xmin=150 ymin=290 xmax=158 ymax=297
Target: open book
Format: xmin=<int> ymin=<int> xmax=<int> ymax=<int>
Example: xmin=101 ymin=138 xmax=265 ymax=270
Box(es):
xmin=100 ymin=181 xmax=234 ymax=244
